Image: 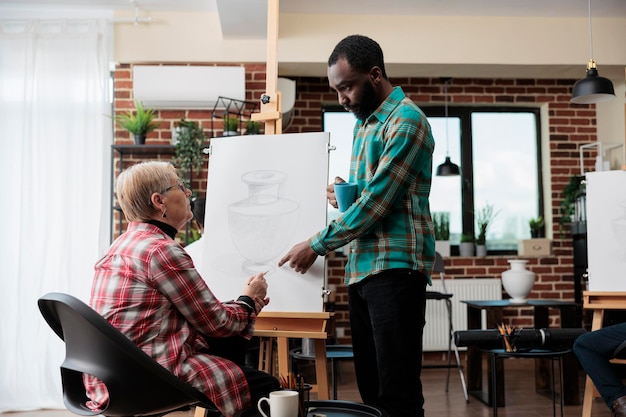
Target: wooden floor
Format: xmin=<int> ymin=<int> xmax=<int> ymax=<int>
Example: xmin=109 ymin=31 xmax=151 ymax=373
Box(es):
xmin=3 ymin=356 xmax=613 ymax=417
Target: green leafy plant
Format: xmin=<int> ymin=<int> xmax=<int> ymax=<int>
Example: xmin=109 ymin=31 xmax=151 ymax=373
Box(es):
xmin=460 ymin=234 xmax=475 ymax=243
xmin=223 ymin=115 xmax=239 ymax=133
xmin=173 ymin=118 xmax=207 ymax=182
xmin=559 ymin=175 xmax=585 ymax=233
xmin=114 ymin=100 xmax=160 ymax=142
xmin=432 ymin=212 xmax=450 ymax=241
xmin=475 ymin=203 xmax=497 ymax=245
xmin=529 ymin=216 xmax=545 ymax=238
xmin=245 ymin=119 xmax=261 ymax=135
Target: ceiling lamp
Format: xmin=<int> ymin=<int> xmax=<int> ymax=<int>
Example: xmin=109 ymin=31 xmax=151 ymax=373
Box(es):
xmin=436 ymin=78 xmax=460 ymax=176
xmin=570 ymin=0 xmax=615 ymax=104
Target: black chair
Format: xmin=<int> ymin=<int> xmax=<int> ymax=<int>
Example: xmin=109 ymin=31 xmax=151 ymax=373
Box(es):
xmin=423 ymin=252 xmax=469 ymax=402
xmin=37 ymin=292 xmax=219 ymax=417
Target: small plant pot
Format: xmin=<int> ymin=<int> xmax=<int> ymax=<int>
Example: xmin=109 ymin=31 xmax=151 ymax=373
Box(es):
xmin=134 ymin=134 xmax=146 ymax=145
xmin=459 ymin=242 xmax=475 ymax=257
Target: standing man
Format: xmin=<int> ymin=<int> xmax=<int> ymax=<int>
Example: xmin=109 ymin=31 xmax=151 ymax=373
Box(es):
xmin=278 ymin=34 xmax=435 ymax=417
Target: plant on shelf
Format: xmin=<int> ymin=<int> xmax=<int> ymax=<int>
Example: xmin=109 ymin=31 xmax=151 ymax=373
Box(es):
xmin=245 ymin=119 xmax=261 ymax=135
xmin=432 ymin=212 xmax=450 ymax=241
xmin=559 ymin=175 xmax=586 ymax=234
xmin=529 ymin=216 xmax=545 ymax=238
xmin=459 ymin=233 xmax=475 ymax=256
xmin=173 ymin=118 xmax=207 ymax=184
xmin=475 ymin=203 xmax=497 ymax=246
xmin=460 ymin=234 xmax=475 ymax=243
xmin=223 ymin=115 xmax=239 ymax=136
xmin=432 ymin=211 xmax=451 ymax=256
xmin=114 ymin=100 xmax=160 ymax=145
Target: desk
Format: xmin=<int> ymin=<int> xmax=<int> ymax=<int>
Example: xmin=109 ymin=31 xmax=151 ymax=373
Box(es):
xmin=462 ymin=299 xmax=580 ymax=407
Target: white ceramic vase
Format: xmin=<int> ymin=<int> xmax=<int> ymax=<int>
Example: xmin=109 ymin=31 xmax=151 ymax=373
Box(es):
xmin=501 ymin=259 xmax=535 ymax=304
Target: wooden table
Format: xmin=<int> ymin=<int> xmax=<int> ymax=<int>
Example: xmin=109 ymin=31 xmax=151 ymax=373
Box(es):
xmin=462 ymin=299 xmax=580 ymax=407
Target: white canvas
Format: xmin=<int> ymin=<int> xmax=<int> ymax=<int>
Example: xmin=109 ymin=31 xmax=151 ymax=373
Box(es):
xmin=199 ymin=132 xmax=330 ymax=312
xmin=586 ymin=170 xmax=626 ymax=291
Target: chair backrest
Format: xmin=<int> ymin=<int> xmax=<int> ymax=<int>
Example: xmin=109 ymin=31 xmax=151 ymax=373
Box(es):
xmin=432 ymin=251 xmax=449 ymax=294
xmin=38 ymin=292 xmax=217 ymax=417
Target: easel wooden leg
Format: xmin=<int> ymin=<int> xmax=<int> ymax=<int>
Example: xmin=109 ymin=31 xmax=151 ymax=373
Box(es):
xmin=258 ymin=337 xmax=274 ymax=374
xmin=582 ymin=375 xmax=596 ymax=417
xmin=581 ymin=309 xmax=606 ymax=417
xmin=314 ymin=339 xmax=330 ymax=400
xmin=277 ymin=336 xmax=290 ymax=380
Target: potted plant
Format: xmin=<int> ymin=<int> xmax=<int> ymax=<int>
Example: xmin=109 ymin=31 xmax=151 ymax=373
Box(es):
xmin=245 ymin=119 xmax=261 ymax=135
xmin=559 ymin=175 xmax=586 ymax=235
xmin=173 ymin=118 xmax=207 ymax=185
xmin=222 ymin=115 xmax=239 ymax=136
xmin=114 ymin=100 xmax=160 ymax=145
xmin=475 ymin=203 xmax=497 ymax=257
xmin=432 ymin=212 xmax=451 ymax=256
xmin=459 ymin=234 xmax=475 ymax=257
xmin=529 ymin=216 xmax=545 ymax=238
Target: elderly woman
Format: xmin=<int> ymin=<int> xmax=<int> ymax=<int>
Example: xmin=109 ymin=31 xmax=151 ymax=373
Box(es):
xmin=86 ymin=161 xmax=278 ymax=417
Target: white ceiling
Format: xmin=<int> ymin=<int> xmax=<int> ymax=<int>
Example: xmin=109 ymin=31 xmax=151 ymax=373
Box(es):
xmin=4 ymin=0 xmax=626 ymax=41
xmin=3 ymin=0 xmax=626 ymax=79
xmin=4 ymin=0 xmax=626 ymax=17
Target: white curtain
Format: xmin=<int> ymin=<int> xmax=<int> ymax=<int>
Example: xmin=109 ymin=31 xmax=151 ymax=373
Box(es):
xmin=0 ymin=18 xmax=112 ymax=411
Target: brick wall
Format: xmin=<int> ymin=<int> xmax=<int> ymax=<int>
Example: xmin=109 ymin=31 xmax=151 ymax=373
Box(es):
xmin=113 ymin=62 xmax=595 ymax=344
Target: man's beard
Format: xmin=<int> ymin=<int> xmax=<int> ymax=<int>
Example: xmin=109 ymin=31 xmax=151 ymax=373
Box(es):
xmin=347 ymin=81 xmax=378 ymax=121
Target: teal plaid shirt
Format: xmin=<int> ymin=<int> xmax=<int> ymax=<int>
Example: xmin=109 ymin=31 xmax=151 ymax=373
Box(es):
xmin=311 ymin=86 xmax=435 ymax=285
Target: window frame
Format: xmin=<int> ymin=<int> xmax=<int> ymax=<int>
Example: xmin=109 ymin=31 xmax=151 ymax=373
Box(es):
xmin=321 ymin=104 xmax=544 ymax=255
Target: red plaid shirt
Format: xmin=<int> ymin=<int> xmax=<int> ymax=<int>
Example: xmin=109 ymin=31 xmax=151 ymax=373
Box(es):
xmin=86 ymin=222 xmax=255 ymax=417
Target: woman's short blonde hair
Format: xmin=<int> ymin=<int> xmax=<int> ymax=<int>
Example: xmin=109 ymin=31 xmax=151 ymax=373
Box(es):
xmin=116 ymin=161 xmax=178 ymax=222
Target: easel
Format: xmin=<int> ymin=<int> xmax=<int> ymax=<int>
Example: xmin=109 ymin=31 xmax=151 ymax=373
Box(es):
xmin=255 ymin=312 xmax=332 ymax=398
xmin=581 ymin=291 xmax=626 ymax=417
xmin=195 ymin=3 xmax=331 ymax=416
xmin=250 ymin=0 xmax=331 ymax=399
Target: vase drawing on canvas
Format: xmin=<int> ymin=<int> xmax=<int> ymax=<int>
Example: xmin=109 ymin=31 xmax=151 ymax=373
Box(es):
xmin=228 ymin=170 xmax=300 ymax=274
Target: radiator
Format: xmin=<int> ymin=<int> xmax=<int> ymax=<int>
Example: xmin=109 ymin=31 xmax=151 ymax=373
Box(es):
xmin=423 ymin=278 xmax=502 ymax=351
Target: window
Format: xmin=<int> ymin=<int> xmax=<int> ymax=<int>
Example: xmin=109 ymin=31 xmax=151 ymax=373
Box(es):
xmin=323 ymin=105 xmax=543 ymax=254
xmin=425 ymin=106 xmax=543 ymax=252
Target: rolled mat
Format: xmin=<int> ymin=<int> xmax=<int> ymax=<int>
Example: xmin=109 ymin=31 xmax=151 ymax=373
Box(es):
xmin=453 ymin=328 xmax=587 ymax=349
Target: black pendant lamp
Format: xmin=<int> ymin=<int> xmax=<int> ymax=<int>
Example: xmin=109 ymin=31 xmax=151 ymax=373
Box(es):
xmin=570 ymin=0 xmax=615 ymax=104
xmin=436 ymin=78 xmax=460 ymax=176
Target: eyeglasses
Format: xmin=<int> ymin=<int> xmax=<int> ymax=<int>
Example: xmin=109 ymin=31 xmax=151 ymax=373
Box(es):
xmin=161 ymin=181 xmax=188 ymax=194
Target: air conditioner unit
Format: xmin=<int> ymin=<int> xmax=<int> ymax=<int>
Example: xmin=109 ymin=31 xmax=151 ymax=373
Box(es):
xmin=133 ymin=65 xmax=245 ymax=109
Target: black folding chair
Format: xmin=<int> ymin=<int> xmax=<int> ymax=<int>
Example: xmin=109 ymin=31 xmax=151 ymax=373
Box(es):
xmin=424 ymin=252 xmax=469 ymax=402
xmin=38 ymin=292 xmax=219 ymax=417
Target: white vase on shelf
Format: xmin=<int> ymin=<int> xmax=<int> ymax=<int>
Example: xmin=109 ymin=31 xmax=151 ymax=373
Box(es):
xmin=501 ymin=259 xmax=535 ymax=304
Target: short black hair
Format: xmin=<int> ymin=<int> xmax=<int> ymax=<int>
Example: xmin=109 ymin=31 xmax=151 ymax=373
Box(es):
xmin=328 ymin=34 xmax=387 ymax=79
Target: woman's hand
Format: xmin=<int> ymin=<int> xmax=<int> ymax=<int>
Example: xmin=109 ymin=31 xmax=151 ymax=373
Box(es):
xmin=242 ymin=272 xmax=270 ymax=313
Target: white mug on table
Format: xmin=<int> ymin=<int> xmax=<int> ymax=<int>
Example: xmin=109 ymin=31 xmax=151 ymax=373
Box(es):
xmin=257 ymin=390 xmax=299 ymax=417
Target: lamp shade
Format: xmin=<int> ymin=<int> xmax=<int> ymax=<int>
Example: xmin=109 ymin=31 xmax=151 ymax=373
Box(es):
xmin=571 ymin=66 xmax=615 ymax=104
xmin=436 ymin=156 xmax=460 ymax=176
